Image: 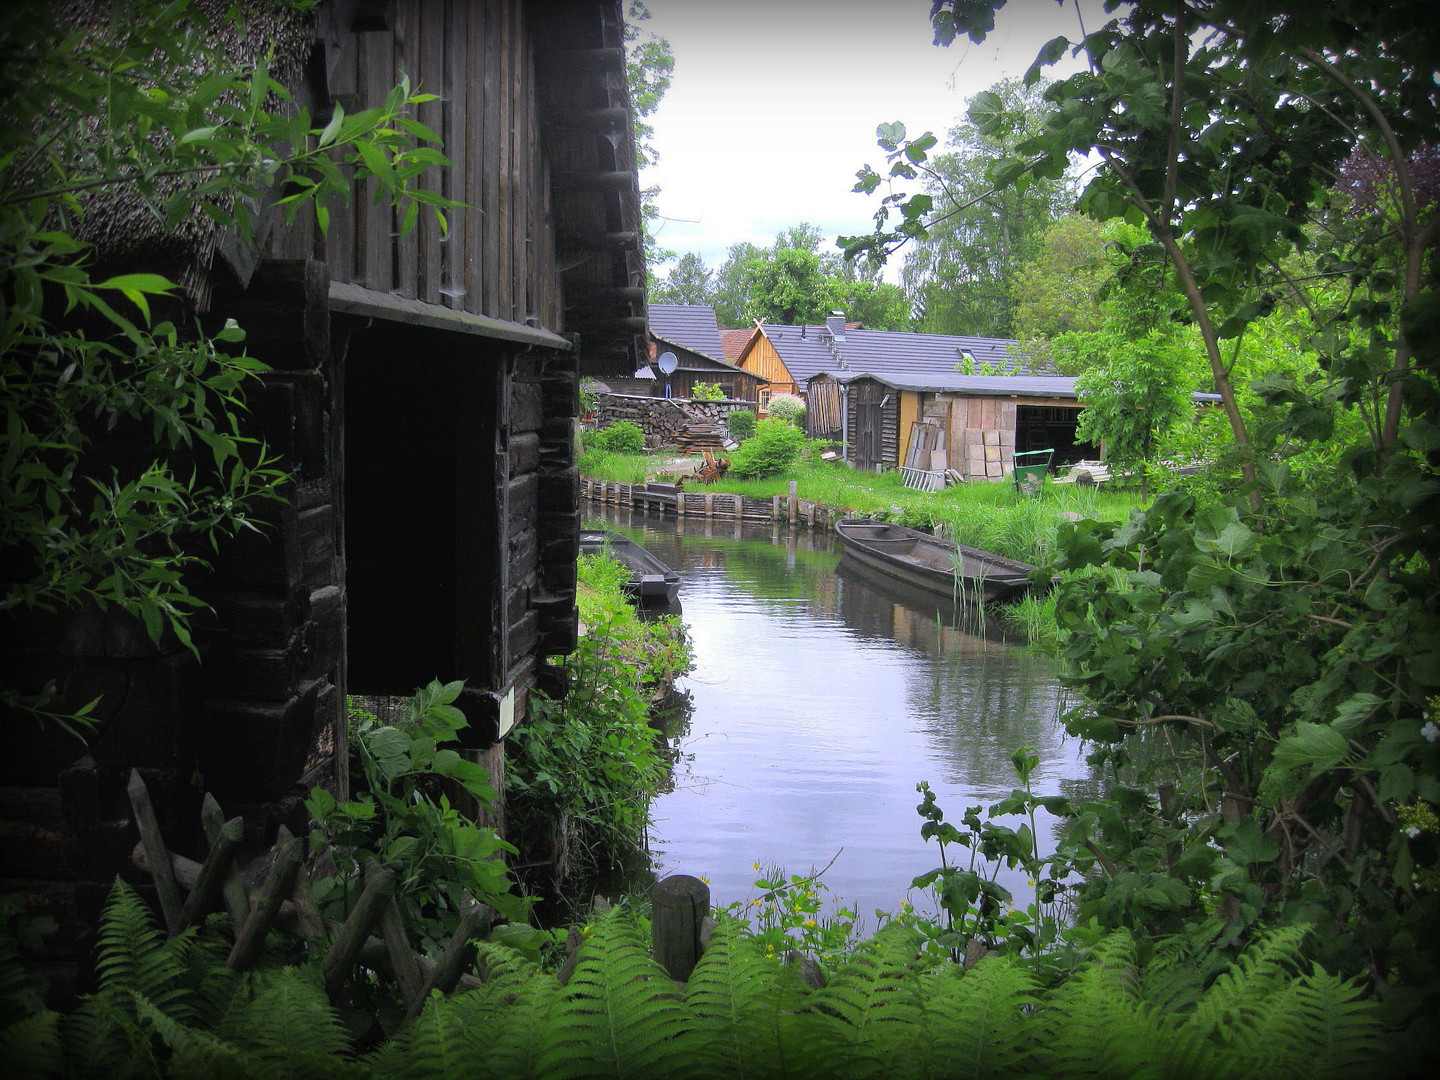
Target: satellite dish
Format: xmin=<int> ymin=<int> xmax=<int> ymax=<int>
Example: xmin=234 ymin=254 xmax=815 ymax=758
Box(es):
xmin=657 ymin=351 xmax=678 ymax=374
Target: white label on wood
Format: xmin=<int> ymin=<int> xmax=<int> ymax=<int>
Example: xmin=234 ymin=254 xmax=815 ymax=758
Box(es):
xmin=497 ymin=687 xmax=517 ymax=739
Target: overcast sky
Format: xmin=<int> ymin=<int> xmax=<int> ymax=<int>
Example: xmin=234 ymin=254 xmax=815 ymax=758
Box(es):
xmin=639 ymin=0 xmax=1110 ymax=278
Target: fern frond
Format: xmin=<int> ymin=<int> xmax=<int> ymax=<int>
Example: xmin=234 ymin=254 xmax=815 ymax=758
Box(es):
xmin=683 ymin=917 xmax=785 ymax=1079
xmin=0 ymin=933 xmax=48 ymax=1029
xmin=59 ymin=997 xmax=159 ymax=1080
xmin=534 ymin=910 xmax=706 ymax=1080
xmin=1138 ymin=928 xmax=1226 ymax=1015
xmin=1190 ymin=963 xmax=1388 ymax=1080
xmin=220 ymin=967 xmax=352 ymax=1079
xmin=92 ymin=879 xmax=194 ymax=1021
xmin=786 ymin=933 xmax=926 ymax=1080
xmin=372 ymin=992 xmax=486 ymax=1080
xmin=0 ymin=1009 xmax=64 ymax=1079
xmin=133 ymin=991 xmax=255 ymax=1080
xmin=1186 ymin=926 xmax=1309 ymax=1049
xmin=425 ymin=943 xmax=565 ymax=1080
xmin=925 ymin=955 xmax=1039 ymax=1079
xmin=1035 ymin=930 xmax=1178 ymax=1080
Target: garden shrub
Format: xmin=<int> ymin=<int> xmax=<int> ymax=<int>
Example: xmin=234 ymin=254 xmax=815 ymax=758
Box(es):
xmin=505 ymin=551 xmax=692 ymax=880
xmin=727 ymin=417 xmax=806 ymax=479
xmin=690 ymin=381 xmax=725 ymax=401
xmin=588 ymin=420 xmax=646 ymax=453
xmin=725 ymin=408 xmax=756 ymax=442
xmin=766 ymin=393 xmax=805 ymax=426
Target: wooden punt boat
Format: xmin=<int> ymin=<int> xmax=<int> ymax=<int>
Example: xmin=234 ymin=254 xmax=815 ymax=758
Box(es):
xmin=834 ymin=517 xmax=1040 ymax=603
xmin=579 ymin=529 xmax=682 ymax=604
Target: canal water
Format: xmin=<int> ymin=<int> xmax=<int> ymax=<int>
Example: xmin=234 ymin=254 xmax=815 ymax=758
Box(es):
xmin=583 ymin=504 xmax=1096 ymax=928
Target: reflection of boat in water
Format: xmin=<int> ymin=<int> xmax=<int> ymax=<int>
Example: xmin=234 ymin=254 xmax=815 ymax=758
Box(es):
xmin=834 ymin=556 xmax=1026 ymax=647
xmin=579 ymin=529 xmax=682 ymax=605
xmin=834 ymin=517 xmax=1040 ymax=603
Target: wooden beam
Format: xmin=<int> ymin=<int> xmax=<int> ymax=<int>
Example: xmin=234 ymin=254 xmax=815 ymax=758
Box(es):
xmin=567 ymin=284 xmax=646 ymax=303
xmin=543 ymin=48 xmax=624 ymax=73
xmin=542 ymin=106 xmax=631 ymax=132
xmin=551 ymin=171 xmax=637 ymax=193
xmin=328 ymin=282 xmax=572 ymax=349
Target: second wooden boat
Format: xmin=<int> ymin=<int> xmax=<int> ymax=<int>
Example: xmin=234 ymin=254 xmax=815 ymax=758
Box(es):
xmin=834 ymin=517 xmax=1040 ymax=603
xmin=579 ymin=529 xmax=682 ymax=605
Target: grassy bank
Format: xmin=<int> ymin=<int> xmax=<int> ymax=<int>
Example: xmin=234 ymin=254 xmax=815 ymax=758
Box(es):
xmin=580 ymin=450 xmax=1143 ymax=649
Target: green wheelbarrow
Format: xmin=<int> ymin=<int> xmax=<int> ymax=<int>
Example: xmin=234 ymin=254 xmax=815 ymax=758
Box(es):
xmin=1012 ymin=448 xmax=1054 ymax=496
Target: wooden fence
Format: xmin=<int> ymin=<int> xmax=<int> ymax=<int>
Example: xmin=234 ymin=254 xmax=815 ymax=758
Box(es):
xmin=581 ymin=479 xmax=841 ymax=531
xmin=125 ymin=770 xmax=734 ymax=1008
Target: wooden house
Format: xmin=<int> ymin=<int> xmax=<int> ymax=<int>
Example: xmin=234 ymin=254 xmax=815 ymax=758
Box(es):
xmin=1 ymin=0 xmax=646 ymax=992
xmin=807 ymin=371 xmax=1099 ymax=478
xmin=733 ymin=312 xmax=1027 ymax=412
xmin=809 ymin=368 xmax=1220 ymax=479
xmin=644 ymin=303 xmax=765 ymax=400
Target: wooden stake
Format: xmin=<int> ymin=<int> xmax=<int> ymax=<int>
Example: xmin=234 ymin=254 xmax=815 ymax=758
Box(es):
xmin=227 ymin=826 xmax=303 ymax=972
xmin=322 ymin=862 xmax=394 ymax=1000
xmin=405 ymin=896 xmax=492 ymax=1022
xmin=172 ymin=814 xmax=243 ymax=935
xmin=201 ymin=793 xmax=251 ymax=930
xmin=126 ymin=769 xmax=181 ymax=931
xmin=380 ymin=893 xmax=425 ymax=1010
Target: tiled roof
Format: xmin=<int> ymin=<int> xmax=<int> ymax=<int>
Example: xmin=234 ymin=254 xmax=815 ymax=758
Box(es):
xmin=718 ymin=326 xmax=756 ymax=361
xmin=758 ymin=322 xmax=1053 ymax=391
xmin=647 ymin=303 xmax=725 ymax=362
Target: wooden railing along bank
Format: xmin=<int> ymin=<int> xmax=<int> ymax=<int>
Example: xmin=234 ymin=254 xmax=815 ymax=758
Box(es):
xmin=581 ymin=479 xmax=843 ymax=531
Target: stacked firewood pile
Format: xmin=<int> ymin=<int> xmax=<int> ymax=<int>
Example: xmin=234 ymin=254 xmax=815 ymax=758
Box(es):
xmin=675 ymin=421 xmax=729 ymax=453
xmin=592 ymin=393 xmax=752 ymax=449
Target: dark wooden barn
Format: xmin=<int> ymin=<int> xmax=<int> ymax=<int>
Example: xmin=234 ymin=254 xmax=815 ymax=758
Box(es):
xmin=0 ymin=0 xmax=646 ymax=992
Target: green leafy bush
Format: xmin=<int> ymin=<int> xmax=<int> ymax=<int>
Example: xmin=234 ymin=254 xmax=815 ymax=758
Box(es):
xmin=727 ymin=417 xmax=806 ymax=478
xmin=306 ymin=681 xmax=531 ymax=955
xmin=505 ymin=551 xmax=692 ymax=880
xmin=766 ymin=393 xmax=805 ymax=426
xmin=725 ymin=408 xmax=757 ymax=442
xmin=588 ymin=420 xmax=646 ymax=453
xmin=690 ymin=382 xmax=725 ymax=401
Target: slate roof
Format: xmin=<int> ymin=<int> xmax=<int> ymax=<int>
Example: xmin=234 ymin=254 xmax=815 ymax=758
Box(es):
xmin=648 ymin=303 xmax=726 ymax=362
xmin=755 ymin=322 xmax=1052 ymax=391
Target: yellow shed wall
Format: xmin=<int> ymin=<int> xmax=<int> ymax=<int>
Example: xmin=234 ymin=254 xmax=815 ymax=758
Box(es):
xmin=898 ymin=391 xmax=921 ymax=466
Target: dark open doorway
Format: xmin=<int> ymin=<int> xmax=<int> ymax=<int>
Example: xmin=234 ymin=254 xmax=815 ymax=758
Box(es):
xmin=1016 ymin=404 xmax=1098 ymax=467
xmin=343 ymin=323 xmax=502 ymax=698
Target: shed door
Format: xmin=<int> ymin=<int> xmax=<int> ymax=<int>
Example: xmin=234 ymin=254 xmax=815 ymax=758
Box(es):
xmin=852 ymin=384 xmax=884 ymax=471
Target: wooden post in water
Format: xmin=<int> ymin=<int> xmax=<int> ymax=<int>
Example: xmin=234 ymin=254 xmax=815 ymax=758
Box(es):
xmin=788 ymin=481 xmax=798 ymax=524
xmin=651 ymin=873 xmax=709 ymax=982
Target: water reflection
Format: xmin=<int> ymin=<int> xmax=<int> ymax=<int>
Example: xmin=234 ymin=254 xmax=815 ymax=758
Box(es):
xmin=584 ymin=503 xmax=1089 ymax=925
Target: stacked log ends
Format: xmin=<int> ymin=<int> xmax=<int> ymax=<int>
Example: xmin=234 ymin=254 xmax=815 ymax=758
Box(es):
xmin=675 ymin=422 xmax=728 ymax=453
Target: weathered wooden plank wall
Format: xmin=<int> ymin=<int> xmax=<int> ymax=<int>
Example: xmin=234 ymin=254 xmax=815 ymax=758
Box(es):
xmin=285 ymin=0 xmax=558 ymax=331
